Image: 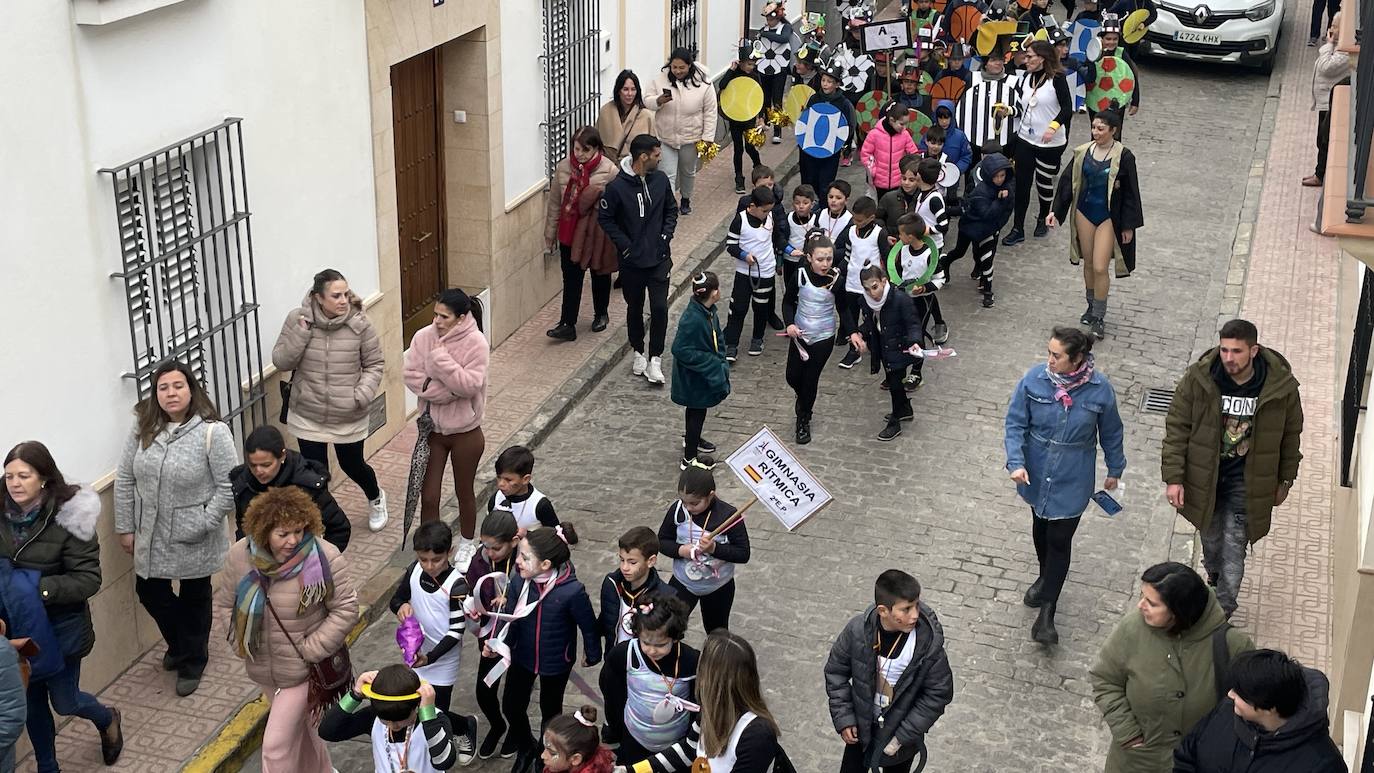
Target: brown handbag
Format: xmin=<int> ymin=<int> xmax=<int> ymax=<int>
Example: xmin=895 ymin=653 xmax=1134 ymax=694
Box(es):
xmin=2 ymin=621 xmax=41 ymax=690
xmin=264 ymin=594 xmax=353 ymax=719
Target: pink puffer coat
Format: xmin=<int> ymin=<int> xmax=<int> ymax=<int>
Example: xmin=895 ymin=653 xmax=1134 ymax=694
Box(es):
xmin=861 ymin=121 xmax=919 ymax=191
xmin=403 ymin=314 xmax=489 ymax=435
xmin=215 ymin=537 xmax=358 ymax=689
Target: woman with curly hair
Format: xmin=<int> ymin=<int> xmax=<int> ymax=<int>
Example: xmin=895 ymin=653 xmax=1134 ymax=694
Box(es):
xmin=215 ymin=487 xmax=358 ymax=773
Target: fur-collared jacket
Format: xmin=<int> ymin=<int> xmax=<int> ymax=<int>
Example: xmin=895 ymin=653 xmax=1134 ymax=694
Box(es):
xmin=0 ymin=487 xmax=104 ymax=658
xmin=271 ymin=291 xmax=385 ymax=427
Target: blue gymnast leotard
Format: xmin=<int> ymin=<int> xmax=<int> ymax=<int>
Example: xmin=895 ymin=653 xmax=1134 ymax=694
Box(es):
xmin=1076 ymin=152 xmax=1111 ymax=226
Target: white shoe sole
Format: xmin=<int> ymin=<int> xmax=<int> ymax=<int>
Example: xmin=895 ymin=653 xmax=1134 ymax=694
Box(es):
xmin=367 ymin=515 xmax=388 ymax=532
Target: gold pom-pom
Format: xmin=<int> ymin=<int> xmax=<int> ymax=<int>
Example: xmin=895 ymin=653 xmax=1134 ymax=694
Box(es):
xmin=744 ymin=127 xmax=767 ymax=147
xmin=765 ymin=106 xmax=793 ymax=127
xmin=695 ymin=140 xmax=721 ymax=164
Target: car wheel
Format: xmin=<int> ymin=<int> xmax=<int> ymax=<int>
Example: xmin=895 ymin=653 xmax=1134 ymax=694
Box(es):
xmin=1257 ymin=53 xmax=1275 ymax=75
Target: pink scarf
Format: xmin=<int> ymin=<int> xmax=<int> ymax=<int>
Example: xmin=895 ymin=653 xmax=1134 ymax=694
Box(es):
xmin=1047 ymin=354 xmax=1095 ymax=408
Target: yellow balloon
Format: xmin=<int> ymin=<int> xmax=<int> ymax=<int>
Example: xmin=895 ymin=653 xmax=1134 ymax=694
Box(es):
xmin=1123 ymin=8 xmax=1150 ymax=43
xmin=783 ymin=84 xmax=816 ymax=123
xmin=720 ymin=78 xmax=765 ymax=123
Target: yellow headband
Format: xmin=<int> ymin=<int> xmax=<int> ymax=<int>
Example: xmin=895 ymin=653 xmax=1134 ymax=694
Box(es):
xmin=361 ymin=683 xmax=421 ymax=702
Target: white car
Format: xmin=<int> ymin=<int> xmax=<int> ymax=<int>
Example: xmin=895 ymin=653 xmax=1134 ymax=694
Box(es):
xmin=1139 ymin=0 xmax=1284 ymax=72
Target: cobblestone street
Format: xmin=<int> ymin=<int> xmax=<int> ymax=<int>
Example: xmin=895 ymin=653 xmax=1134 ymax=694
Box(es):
xmin=294 ymin=54 xmax=1275 ymax=773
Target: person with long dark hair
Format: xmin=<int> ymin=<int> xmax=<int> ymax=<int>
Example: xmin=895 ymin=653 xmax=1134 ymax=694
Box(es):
xmin=1047 ymin=108 xmax=1143 ymax=340
xmin=1002 ymin=40 xmax=1072 ymax=247
xmin=596 ymin=70 xmax=655 ymax=164
xmin=403 ymin=288 xmax=489 ymax=566
xmin=229 ymin=425 xmax=351 ymax=552
xmin=1090 ymin=562 xmax=1254 ymax=773
xmin=1004 ymin=327 xmax=1125 ymax=645
xmin=544 ymin=126 xmax=619 ymax=342
xmin=4 ymin=441 xmax=124 ymax=769
xmin=114 ymin=360 xmax=236 ymax=697
xmin=272 ymin=268 xmax=387 ymax=531
xmin=646 ymin=48 xmax=718 ymax=216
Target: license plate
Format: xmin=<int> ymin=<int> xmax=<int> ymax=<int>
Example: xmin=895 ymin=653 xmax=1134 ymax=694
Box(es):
xmin=1173 ymin=30 xmax=1222 ymax=44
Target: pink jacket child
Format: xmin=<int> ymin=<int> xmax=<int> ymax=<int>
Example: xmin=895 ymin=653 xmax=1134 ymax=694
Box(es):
xmin=860 ymin=115 xmax=919 ymax=192
xmin=403 ymin=313 xmax=489 ymax=435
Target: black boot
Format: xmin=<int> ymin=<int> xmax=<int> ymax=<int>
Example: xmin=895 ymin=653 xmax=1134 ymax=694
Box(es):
xmin=796 ymin=416 xmax=812 ymax=445
xmin=1031 ymin=602 xmax=1059 ymax=645
xmin=1023 ymin=578 xmax=1045 ymax=608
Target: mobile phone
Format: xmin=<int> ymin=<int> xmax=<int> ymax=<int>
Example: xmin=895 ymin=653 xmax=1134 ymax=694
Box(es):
xmin=1092 ymin=489 xmax=1123 ymax=517
xmin=662 ymin=88 xmax=673 ymax=100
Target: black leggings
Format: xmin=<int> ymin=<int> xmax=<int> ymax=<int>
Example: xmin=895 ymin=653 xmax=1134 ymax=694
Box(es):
xmin=800 ymin=153 xmax=842 ymax=200
xmin=683 ymin=407 xmax=708 ymax=461
xmin=1031 ymin=512 xmax=1082 ymax=604
xmin=730 ymin=124 xmax=762 ymax=180
xmin=786 ymin=337 xmax=836 ymax=420
xmin=558 ymin=242 xmax=611 ymax=326
xmin=885 ymin=363 xmax=912 ymax=420
xmin=1012 ymin=142 xmax=1065 ymax=232
xmin=840 ymin=740 xmax=916 ymax=773
xmin=761 ymin=72 xmax=787 ymax=110
xmin=501 ymin=663 xmax=572 ymax=752
xmin=297 ymin=438 xmax=380 ymax=501
xmin=723 ymin=271 xmax=776 ymax=346
xmin=670 ymin=576 xmax=736 ymax=632
xmin=476 ymin=653 xmax=505 ymax=733
xmin=946 ymin=233 xmax=999 ymax=282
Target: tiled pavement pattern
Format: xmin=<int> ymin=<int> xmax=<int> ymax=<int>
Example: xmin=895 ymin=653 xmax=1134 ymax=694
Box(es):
xmin=14 ymin=138 xmax=795 ymax=772
xmin=1221 ymin=23 xmax=1341 ymax=670
xmin=262 ymin=56 xmax=1312 ymax=773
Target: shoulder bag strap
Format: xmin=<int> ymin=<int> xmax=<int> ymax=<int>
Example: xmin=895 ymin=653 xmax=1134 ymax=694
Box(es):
xmin=264 ymin=590 xmax=310 ymax=664
xmin=1211 ymin=622 xmax=1231 ymax=703
xmin=616 ymin=106 xmax=641 ymax=158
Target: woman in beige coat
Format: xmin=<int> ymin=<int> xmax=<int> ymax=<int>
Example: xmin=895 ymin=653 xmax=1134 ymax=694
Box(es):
xmin=644 ymin=47 xmax=718 ymax=216
xmin=544 ymin=126 xmax=619 ymax=342
xmin=271 ymin=269 xmax=387 ymax=532
xmin=217 ymin=486 xmax=358 ymax=773
xmin=596 ymin=69 xmax=655 ymax=164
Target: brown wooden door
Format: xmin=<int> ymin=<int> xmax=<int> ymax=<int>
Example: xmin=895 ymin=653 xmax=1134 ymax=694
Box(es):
xmin=392 ymin=47 xmax=447 ymax=346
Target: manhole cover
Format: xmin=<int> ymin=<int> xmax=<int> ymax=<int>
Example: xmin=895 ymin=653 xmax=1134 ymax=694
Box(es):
xmin=1141 ymin=387 xmax=1175 ymax=414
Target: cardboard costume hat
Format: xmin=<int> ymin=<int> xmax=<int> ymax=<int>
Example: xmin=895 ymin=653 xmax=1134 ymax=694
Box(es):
xmin=739 ymin=38 xmax=766 ymax=60
xmin=1098 ymin=12 xmax=1123 ymax=35
xmin=1043 ymin=20 xmax=1069 ymax=44
xmin=762 ymin=1 xmax=786 ymax=19
xmin=797 ymin=40 xmax=826 ymax=61
xmin=943 ymin=40 xmax=970 ymax=58
xmin=899 ymin=60 xmax=924 ymax=80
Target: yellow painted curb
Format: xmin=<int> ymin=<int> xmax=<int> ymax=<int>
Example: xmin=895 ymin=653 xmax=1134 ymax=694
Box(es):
xmin=181 ymin=604 xmax=377 ymax=773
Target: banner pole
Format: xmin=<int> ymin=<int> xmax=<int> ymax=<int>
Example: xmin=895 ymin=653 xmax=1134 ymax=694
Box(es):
xmin=707 ymin=496 xmax=759 ymax=539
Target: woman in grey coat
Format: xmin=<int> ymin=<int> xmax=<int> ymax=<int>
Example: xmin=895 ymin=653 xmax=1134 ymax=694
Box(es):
xmin=114 ymin=361 xmax=236 ymax=697
xmin=272 ymin=269 xmax=387 ymax=532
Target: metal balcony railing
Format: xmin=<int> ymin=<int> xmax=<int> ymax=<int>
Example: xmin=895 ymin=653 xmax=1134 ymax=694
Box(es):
xmin=1348 ymin=0 xmax=1373 ymax=221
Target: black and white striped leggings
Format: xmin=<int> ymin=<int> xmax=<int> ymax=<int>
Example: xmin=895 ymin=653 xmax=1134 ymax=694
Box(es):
xmin=1012 ymin=141 xmax=1066 ymax=232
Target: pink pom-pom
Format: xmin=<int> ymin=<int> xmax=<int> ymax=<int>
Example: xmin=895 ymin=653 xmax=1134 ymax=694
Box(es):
xmin=396 ymin=617 xmax=424 ymax=666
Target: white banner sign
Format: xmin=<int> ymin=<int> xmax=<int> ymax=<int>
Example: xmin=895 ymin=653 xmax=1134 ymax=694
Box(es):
xmin=725 ymin=427 xmax=833 ymax=531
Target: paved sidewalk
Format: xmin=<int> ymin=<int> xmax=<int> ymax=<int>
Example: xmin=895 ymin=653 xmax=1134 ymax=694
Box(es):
xmin=15 ymin=139 xmax=798 ymax=773
xmin=1220 ymin=17 xmax=1341 ymax=670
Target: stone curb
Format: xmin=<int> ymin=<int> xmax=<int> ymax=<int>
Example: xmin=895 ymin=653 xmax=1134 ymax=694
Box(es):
xmin=182 ymin=150 xmax=801 ymax=770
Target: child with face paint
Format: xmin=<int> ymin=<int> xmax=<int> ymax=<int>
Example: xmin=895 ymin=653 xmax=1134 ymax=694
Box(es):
xmin=598 ymin=591 xmax=702 ymax=770
xmin=540 ymin=706 xmax=616 ymax=773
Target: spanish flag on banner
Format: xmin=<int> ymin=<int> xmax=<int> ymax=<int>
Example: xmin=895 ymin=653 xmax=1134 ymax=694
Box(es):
xmin=743 ymin=465 xmax=763 ymax=484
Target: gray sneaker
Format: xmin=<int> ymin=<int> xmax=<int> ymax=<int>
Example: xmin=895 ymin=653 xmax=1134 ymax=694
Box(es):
xmin=931 ymin=323 xmax=949 ymax=344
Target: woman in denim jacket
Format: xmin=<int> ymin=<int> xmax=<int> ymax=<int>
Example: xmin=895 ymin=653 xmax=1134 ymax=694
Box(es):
xmin=1004 ymin=326 xmax=1125 ymax=646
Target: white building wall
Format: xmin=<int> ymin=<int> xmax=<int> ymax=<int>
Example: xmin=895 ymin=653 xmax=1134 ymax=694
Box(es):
xmin=0 ymin=0 xmax=377 ymax=484
xmin=501 ymin=0 xmax=551 ymax=205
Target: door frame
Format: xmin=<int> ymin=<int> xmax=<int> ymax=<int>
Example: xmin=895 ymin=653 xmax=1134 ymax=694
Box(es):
xmin=392 ymin=46 xmax=448 ymax=347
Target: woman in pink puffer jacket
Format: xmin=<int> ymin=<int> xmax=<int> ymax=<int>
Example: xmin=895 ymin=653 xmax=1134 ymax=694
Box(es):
xmin=860 ymin=103 xmax=919 ymax=200
xmin=403 ymin=288 xmax=489 ymax=551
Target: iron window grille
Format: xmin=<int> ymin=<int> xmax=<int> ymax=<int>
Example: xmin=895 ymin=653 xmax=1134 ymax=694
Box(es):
xmin=670 ymin=0 xmax=700 ymax=58
xmin=1341 ymin=266 xmax=1374 ymax=486
xmin=99 ymin=118 xmax=268 ymax=439
xmin=541 ymin=0 xmax=602 ymax=180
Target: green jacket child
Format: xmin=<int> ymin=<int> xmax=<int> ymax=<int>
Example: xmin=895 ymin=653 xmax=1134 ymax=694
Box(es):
xmin=670 ymin=296 xmax=731 ymax=409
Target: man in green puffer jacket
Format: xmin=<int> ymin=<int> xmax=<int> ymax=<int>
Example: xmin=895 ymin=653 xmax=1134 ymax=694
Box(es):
xmin=1160 ymin=319 xmax=1304 ymax=617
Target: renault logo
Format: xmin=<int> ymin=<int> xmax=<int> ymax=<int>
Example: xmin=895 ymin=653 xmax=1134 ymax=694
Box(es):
xmin=1194 ymin=5 xmax=1211 ymax=21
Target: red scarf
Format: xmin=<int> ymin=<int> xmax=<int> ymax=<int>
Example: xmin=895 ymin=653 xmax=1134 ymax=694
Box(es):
xmin=558 ymin=152 xmax=602 ymax=245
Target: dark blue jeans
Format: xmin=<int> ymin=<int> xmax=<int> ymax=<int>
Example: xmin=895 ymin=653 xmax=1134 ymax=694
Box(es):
xmin=26 ymin=656 xmax=113 ymax=773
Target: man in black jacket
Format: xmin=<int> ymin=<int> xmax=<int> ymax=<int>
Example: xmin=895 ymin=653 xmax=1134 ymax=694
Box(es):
xmin=597 ymin=133 xmax=679 ymax=386
xmin=1174 ymin=649 xmax=1347 ymax=772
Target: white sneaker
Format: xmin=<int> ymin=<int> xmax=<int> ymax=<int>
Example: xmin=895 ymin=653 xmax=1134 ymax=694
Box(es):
xmin=453 ymin=537 xmax=478 ymax=572
xmin=644 ymin=356 xmax=665 ymax=385
xmin=368 ymin=490 xmax=389 ymax=532
xmin=632 ymin=351 xmax=647 ymax=376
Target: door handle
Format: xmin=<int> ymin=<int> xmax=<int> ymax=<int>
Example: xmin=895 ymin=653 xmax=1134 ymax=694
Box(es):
xmin=413 ymin=231 xmax=433 ymax=243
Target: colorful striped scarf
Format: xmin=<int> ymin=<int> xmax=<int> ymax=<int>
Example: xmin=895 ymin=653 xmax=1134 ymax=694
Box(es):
xmin=1047 ymin=353 xmax=1096 ymax=408
xmin=231 ymin=532 xmax=332 ymax=660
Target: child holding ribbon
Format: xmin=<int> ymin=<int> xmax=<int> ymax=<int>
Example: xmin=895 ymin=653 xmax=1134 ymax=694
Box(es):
xmin=464 ymin=510 xmax=520 ymax=759
xmin=657 ymin=458 xmax=751 ymax=633
xmin=783 ymin=233 xmax=856 ymax=446
xmin=486 ymin=527 xmax=601 ymax=773
xmin=318 ymin=665 xmax=470 ymax=770
xmin=598 ymin=591 xmax=701 ymax=770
